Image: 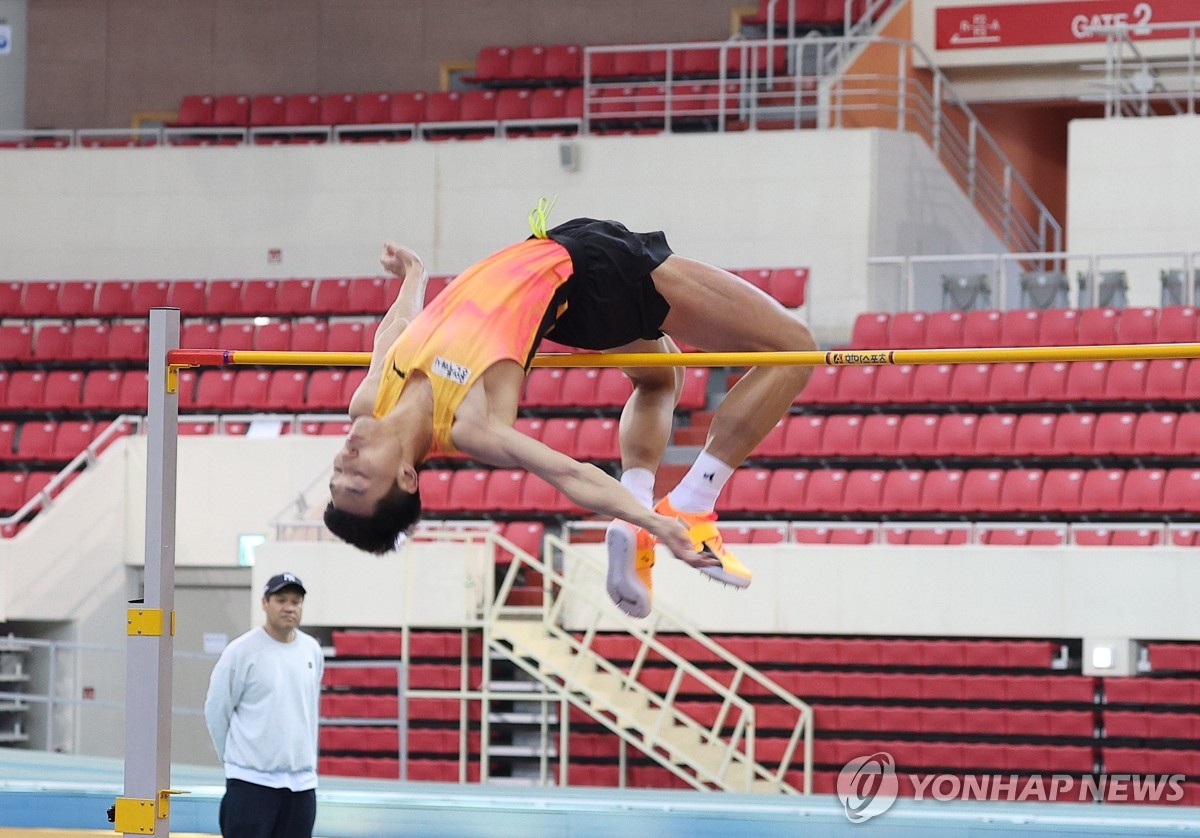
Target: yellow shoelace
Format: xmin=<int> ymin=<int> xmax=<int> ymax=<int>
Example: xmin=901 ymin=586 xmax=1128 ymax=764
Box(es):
xmin=527 ymin=195 xmax=558 ymax=239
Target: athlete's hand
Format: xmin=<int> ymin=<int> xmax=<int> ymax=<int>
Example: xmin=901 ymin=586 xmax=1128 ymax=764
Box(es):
xmin=380 ymin=241 xmax=424 ymax=278
xmin=645 ymin=514 xmax=720 ymax=570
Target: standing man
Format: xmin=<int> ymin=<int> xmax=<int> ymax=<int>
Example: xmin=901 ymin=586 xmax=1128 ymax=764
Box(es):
xmin=205 ymin=572 xmax=324 ymax=838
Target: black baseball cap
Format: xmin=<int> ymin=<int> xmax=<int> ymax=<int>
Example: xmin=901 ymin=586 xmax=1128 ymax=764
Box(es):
xmin=264 ymin=572 xmax=306 ymax=596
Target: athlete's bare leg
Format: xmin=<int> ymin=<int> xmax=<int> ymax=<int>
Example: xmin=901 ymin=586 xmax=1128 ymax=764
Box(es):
xmin=653 ymin=255 xmax=816 ymax=468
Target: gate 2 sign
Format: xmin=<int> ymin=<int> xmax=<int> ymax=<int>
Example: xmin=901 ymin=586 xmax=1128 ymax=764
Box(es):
xmin=936 ymin=0 xmax=1197 ymax=50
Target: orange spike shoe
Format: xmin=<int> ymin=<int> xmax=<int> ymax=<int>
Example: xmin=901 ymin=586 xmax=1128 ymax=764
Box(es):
xmin=605 ymin=519 xmax=657 ymax=618
xmin=654 ymin=496 xmax=752 ymax=588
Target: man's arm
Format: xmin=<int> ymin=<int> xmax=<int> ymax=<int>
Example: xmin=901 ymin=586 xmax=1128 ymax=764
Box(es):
xmin=455 ymin=418 xmax=714 ymax=568
xmin=348 ymin=242 xmax=429 ymax=417
xmin=203 ymin=652 xmax=236 ymax=764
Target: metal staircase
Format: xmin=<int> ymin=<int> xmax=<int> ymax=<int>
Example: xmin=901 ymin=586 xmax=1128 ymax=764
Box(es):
xmin=482 ymin=531 xmax=813 ymax=793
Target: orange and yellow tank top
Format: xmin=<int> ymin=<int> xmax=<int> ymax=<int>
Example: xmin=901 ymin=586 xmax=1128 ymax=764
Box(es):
xmin=372 ymin=237 xmax=574 ymax=457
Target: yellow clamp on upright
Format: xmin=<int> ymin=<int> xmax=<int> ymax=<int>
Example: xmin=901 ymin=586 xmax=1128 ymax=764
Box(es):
xmin=126 ymin=608 xmax=176 ymax=637
xmin=112 ymin=789 xmax=188 ymax=833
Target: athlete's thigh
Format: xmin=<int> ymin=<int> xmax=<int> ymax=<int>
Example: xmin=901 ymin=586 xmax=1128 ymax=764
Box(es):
xmin=652 ymin=255 xmax=814 ymax=352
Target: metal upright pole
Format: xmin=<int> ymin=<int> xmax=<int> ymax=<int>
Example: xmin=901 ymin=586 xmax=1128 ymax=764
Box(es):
xmin=114 ymin=308 xmax=180 ymax=836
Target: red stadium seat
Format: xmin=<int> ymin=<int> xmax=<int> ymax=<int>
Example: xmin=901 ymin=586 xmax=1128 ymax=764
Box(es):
xmin=1144 ymin=359 xmax=1189 ymax=401
xmin=925 ymin=310 xmax=965 ymax=348
xmin=1037 ymin=308 xmax=1079 ymax=345
xmin=193 ymin=370 xmax=237 ymax=411
xmin=1172 ymin=412 xmax=1200 ymax=455
xmin=888 ymin=312 xmax=927 ymax=347
xmin=53 ymin=420 xmax=97 ymax=460
xmin=1161 ymin=469 xmax=1200 ymax=513
xmin=8 ymin=371 xmax=46 ymax=409
xmin=909 ymin=363 xmax=954 ymax=403
xmin=893 ymin=414 xmax=939 ymax=457
xmin=1010 ymin=413 xmax=1057 ymax=457
xmin=1050 ymin=412 xmax=1096 ymax=456
xmin=522 ymin=368 xmax=566 ymax=408
xmin=81 ymin=370 xmax=122 ymax=410
xmin=879 ymin=470 xmax=925 ymax=513
xmin=1025 ymin=362 xmax=1071 ymax=403
xmin=857 ymin=414 xmax=901 ymax=457
xmin=116 ymin=371 xmax=149 ymax=413
xmin=1039 ymin=468 xmax=1084 ymax=513
xmin=540 ymin=418 xmax=581 ymax=457
xmin=290 ymin=320 xmax=329 ymax=352
xmin=973 ymin=413 xmax=1017 ymax=456
xmin=840 ymin=465 xmax=888 ymax=511
xmin=1065 ymin=361 xmax=1109 ymax=401
xmin=806 ymin=469 xmax=850 ymax=513
xmin=1000 ymin=309 xmax=1040 ymax=346
xmin=483 ymin=469 xmax=527 ymax=512
xmin=471 ymin=46 xmax=513 ymax=82
xmin=1077 ymin=307 xmax=1119 ymax=345
xmin=1105 ymin=359 xmax=1149 ymax=402
xmin=1079 ymin=469 xmax=1126 ymax=513
xmin=230 ymin=370 xmax=272 ymax=410
xmin=948 ymin=363 xmax=992 ymax=404
xmin=988 ymin=362 xmax=1031 ymax=403
xmin=768 ymin=268 xmax=807 ymax=307
xmin=959 ymin=469 xmax=1005 ymax=513
xmin=495 ymin=88 xmax=532 ymax=122
xmin=56 ymin=281 xmax=98 ymax=317
xmin=423 ymin=91 xmax=462 ymax=123
xmin=0 ymin=325 xmax=34 ymax=361
xmin=544 ymin=44 xmax=583 ymax=81
xmin=283 ymin=93 xmax=322 ymax=126
xmin=68 ymin=323 xmax=110 ymax=360
xmin=872 ymin=364 xmax=915 ymax=404
xmin=1121 ymin=468 xmax=1166 ymax=512
xmin=129 ymin=280 xmax=171 ymax=313
xmin=33 ymin=324 xmax=73 ymax=361
xmin=794 ymin=364 xmax=838 ymax=404
xmin=933 ymin=416 xmax=977 ymax=456
xmin=575 ymin=417 xmax=620 ymax=461
xmin=817 ymin=414 xmax=862 ymax=457
xmin=834 ymin=365 xmax=877 ymax=404
xmin=722 ymin=468 xmax=772 ymax=513
xmin=305 ymin=370 xmax=346 ymax=410
xmin=43 ymin=370 xmax=84 ymax=410
xmin=765 ymin=468 xmax=813 ymax=513
xmin=172 ymin=94 xmax=215 ymax=127
xmin=509 ymin=45 xmax=547 ymax=81
xmin=1158 ymin=306 xmax=1198 ymax=342
xmin=254 ymin=321 xmax=292 ymax=351
xmin=16 ymin=421 xmax=57 ymax=460
xmin=961 ymin=310 xmax=1003 ymax=347
xmin=850 ymin=313 xmax=890 ymax=348
xmin=218 ymin=322 xmax=256 ymax=350
xmin=459 ymin=89 xmax=498 ymax=122
xmin=997 ymin=468 xmax=1045 ymax=513
xmin=266 ymin=370 xmax=309 ymax=412
xmin=1092 ymin=412 xmax=1137 ymax=455
xmin=167 ymin=280 xmax=207 ymax=316
xmin=328 ymin=320 xmax=369 ymax=353
xmin=1117 ymin=306 xmax=1159 ymax=344
xmin=276 ymin=278 xmax=316 ymax=315
xmin=212 ymin=94 xmax=250 ymax=126
xmin=321 ymin=93 xmax=357 ymax=125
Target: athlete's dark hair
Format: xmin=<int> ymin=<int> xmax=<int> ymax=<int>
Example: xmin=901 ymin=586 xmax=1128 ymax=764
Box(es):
xmin=324 ymin=482 xmax=422 ymax=555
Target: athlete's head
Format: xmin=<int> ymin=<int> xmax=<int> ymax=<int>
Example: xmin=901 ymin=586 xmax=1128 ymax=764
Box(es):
xmin=324 ymin=484 xmax=421 ymax=555
xmin=326 ymin=421 xmax=422 ymax=554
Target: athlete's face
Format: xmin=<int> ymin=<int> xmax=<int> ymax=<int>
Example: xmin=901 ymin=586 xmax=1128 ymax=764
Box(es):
xmin=329 ymin=426 xmax=400 ymax=515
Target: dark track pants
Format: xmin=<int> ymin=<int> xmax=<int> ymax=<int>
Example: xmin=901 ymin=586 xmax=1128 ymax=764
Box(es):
xmin=219 ymin=778 xmax=317 ymax=838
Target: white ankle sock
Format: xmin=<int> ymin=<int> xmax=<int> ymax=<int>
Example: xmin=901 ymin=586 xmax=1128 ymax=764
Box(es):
xmin=667 ymin=451 xmax=734 ymax=513
xmin=621 ymin=467 xmax=656 ymax=509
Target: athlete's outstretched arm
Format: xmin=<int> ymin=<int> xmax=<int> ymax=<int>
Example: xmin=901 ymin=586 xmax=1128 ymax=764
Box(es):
xmin=348 ymin=242 xmax=429 ymax=417
xmin=455 ymin=418 xmax=715 ymax=569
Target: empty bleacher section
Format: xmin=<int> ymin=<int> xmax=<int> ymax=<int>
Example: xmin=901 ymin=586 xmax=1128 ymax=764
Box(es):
xmin=315 ymin=627 xmax=1200 ymax=803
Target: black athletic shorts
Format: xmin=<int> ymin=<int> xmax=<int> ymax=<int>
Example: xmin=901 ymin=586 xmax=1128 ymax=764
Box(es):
xmin=537 ymin=217 xmax=674 ymax=350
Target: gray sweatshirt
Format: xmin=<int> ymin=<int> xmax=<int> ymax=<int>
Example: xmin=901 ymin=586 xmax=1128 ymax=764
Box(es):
xmin=204 ymin=626 xmax=324 ymax=790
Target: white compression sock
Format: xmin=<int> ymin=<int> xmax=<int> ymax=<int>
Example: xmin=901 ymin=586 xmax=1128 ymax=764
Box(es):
xmin=621 ymin=467 xmax=656 ymax=509
xmin=667 ymin=451 xmax=734 ymax=513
